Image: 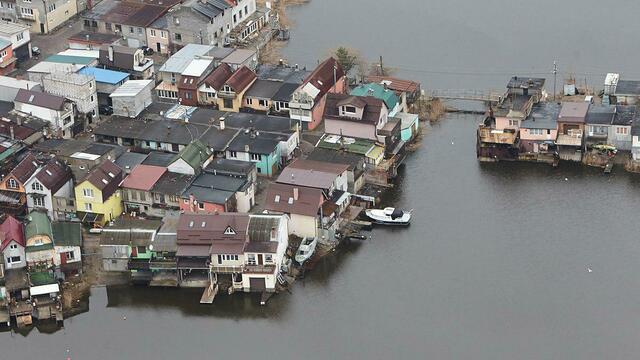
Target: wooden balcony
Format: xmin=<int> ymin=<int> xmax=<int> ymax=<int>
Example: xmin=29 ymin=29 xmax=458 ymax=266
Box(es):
xmin=244 ymin=264 xmax=276 ymax=274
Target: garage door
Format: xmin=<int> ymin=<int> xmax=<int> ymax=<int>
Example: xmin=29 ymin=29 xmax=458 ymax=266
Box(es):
xmin=249 ymin=278 xmax=266 ymax=292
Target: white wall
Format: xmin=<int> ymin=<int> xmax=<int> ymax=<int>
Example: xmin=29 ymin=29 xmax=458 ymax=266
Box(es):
xmin=167 ymin=158 xmax=195 ymax=175
xmin=289 ymin=213 xmax=317 ymax=238
xmin=3 ymin=241 xmax=26 ymax=269
xmin=54 ymin=245 xmax=81 ymax=266
xmin=24 ymin=177 xmax=54 ymax=218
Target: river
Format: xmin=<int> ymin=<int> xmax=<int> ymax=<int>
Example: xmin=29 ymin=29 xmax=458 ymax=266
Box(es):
xmin=5 ymin=1 xmax=640 ymax=359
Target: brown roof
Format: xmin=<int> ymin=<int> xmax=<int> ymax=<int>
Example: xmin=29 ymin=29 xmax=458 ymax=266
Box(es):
xmin=301 ymin=57 xmax=344 ymax=101
xmin=225 ymin=65 xmax=256 ymax=93
xmin=203 ymin=63 xmax=233 ymax=91
xmin=336 ymin=95 xmax=367 ymax=108
xmin=101 ymin=2 xmax=167 ymax=27
xmin=15 ymin=89 xmax=66 ymax=111
xmin=0 ymin=121 xmax=36 ymax=141
xmin=68 ymin=31 xmax=121 ymax=45
xmin=84 ymin=160 xmax=123 ymax=201
xmin=99 ymin=45 xmax=137 ymax=70
xmin=324 ymin=93 xmax=385 ymax=124
xmin=558 ymin=102 xmax=590 ymax=123
xmin=177 ymin=213 xmax=249 ymax=247
xmin=264 ymin=183 xmax=324 ymax=217
xmin=177 ymin=75 xmax=201 ymax=90
xmin=120 ymin=165 xmax=166 ymax=191
xmin=35 ymin=159 xmax=72 ymax=194
xmin=277 ymin=159 xmax=349 ymax=190
xmin=364 ymin=75 xmax=420 ymax=94
xmin=10 ymin=153 xmax=40 ymax=184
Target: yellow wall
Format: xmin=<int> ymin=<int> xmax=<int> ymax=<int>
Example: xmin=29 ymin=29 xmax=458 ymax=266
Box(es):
xmin=74 ymin=181 xmax=123 ymax=225
xmin=216 ymin=80 xmax=256 ymax=112
xmin=26 ymin=1 xmax=78 ymax=34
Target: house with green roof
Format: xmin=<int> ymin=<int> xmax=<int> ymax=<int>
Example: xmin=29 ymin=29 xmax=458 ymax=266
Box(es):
xmin=52 ymin=222 xmax=83 ymax=275
xmin=351 ymin=83 xmax=401 ymax=116
xmin=167 ymin=140 xmax=213 ymax=176
xmin=24 ymin=210 xmax=55 ymax=266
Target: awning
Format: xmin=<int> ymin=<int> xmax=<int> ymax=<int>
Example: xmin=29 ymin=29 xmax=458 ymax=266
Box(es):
xmin=30 ymin=283 xmax=60 ymax=296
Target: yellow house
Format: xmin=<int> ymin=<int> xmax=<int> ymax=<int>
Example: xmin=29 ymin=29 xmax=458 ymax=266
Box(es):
xmin=74 ymin=160 xmax=124 ymax=226
xmin=216 ymin=65 xmax=257 ymax=112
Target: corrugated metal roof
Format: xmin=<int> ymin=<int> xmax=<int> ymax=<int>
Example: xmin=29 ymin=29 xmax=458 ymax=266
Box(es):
xmin=110 ymin=80 xmax=153 ymax=97
xmin=79 ymin=67 xmax=129 ymax=85
xmin=182 ymin=58 xmax=213 ymax=77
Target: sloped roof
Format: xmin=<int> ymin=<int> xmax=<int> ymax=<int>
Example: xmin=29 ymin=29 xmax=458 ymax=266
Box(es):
xmin=24 ymin=211 xmax=52 ymax=240
xmin=177 ymin=213 xmax=249 ymax=246
xmin=0 ymin=215 xmax=25 ymax=251
xmin=245 ymin=79 xmax=284 ymax=99
xmin=34 ymin=159 xmax=72 ymax=194
xmin=171 ymin=139 xmax=211 ymax=170
xmin=276 ymin=159 xmax=349 ymax=190
xmin=324 ymin=93 xmax=385 ymax=124
xmin=202 ymin=63 xmax=234 ymax=91
xmin=121 ymin=165 xmax=167 ymax=191
xmin=51 ymin=222 xmax=82 ymax=247
xmin=15 ymin=89 xmax=66 ymax=111
xmin=301 ymin=57 xmax=344 ymax=101
xmin=263 ymin=183 xmax=323 ymax=217
xmin=364 ymin=75 xmax=420 ymax=94
xmin=83 ymin=160 xmax=123 ymax=200
xmin=9 ymin=153 xmax=40 ymax=184
xmin=351 ymin=83 xmax=399 ymax=110
xmin=225 ymin=65 xmax=256 ymax=92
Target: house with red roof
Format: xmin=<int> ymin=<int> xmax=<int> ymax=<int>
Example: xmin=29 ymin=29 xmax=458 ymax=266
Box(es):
xmin=0 ymin=215 xmax=26 ymax=269
xmin=289 ymin=57 xmax=346 ymax=130
xmin=120 ymin=164 xmax=167 ymax=216
xmin=24 ymin=158 xmax=74 ymax=220
xmin=198 ymin=63 xmax=234 ymax=106
xmin=216 ymin=65 xmax=257 ymax=112
xmin=0 ymin=153 xmax=41 ymax=216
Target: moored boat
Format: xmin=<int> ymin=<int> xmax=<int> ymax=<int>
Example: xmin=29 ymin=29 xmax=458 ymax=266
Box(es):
xmin=364 ymin=207 xmax=412 ymax=226
xmin=295 ymin=237 xmax=317 ymax=263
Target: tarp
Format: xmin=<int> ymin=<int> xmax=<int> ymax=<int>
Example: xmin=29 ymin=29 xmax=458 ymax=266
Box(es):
xmin=30 ymin=283 xmax=60 ymax=296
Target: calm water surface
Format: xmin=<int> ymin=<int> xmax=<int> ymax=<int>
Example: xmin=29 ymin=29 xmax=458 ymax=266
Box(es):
xmin=5 ymin=1 xmax=640 ymax=358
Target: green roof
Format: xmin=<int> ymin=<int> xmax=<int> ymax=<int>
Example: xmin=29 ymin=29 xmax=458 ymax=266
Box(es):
xmin=24 ymin=211 xmax=52 ymax=240
xmin=52 ymin=222 xmax=82 ymax=247
xmin=350 ymin=83 xmax=399 ymax=111
xmin=45 ymin=54 xmax=95 ymax=65
xmin=26 ymin=243 xmax=54 ymax=253
xmin=172 ymin=139 xmax=212 ymax=170
xmin=318 ymin=136 xmax=375 ymax=155
xmin=29 ymin=271 xmax=56 ymax=286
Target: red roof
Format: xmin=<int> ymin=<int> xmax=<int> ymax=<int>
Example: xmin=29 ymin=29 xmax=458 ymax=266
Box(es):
xmin=364 ymin=75 xmax=420 ymax=94
xmin=0 ymin=215 xmax=25 ymax=251
xmin=203 ymin=63 xmax=233 ymax=91
xmin=225 ymin=65 xmax=256 ymax=93
xmin=302 ymin=57 xmax=345 ymax=101
xmin=120 ymin=165 xmax=167 ymax=191
xmin=9 ymin=153 xmax=40 ymax=184
xmin=264 ymin=183 xmax=324 ymax=217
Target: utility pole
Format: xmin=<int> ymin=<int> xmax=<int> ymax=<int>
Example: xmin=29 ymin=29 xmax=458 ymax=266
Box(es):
xmin=379 ymin=55 xmax=384 ymax=76
xmin=553 ymin=60 xmax=558 ymax=101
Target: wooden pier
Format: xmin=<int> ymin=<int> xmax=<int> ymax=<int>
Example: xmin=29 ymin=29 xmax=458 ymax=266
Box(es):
xmin=200 ymin=282 xmax=218 ymax=304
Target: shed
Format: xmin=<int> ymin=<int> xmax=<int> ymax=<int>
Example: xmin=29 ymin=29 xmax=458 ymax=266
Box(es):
xmin=110 ymin=80 xmax=154 ymax=118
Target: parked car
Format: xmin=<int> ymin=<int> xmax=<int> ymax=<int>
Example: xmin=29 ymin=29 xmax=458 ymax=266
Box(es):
xmin=141 ymin=46 xmax=154 ymax=56
xmin=99 ymin=105 xmax=113 ymax=115
xmin=31 ymin=46 xmax=41 ymax=57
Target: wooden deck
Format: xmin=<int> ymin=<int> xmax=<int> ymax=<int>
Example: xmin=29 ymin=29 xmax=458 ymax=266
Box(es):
xmin=200 ymin=282 xmax=218 ymax=304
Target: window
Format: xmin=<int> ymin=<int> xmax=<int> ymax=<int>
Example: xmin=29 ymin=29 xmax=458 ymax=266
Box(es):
xmin=47 ymin=3 xmax=55 ymax=11
xmin=246 ymin=98 xmax=253 ymax=105
xmin=150 ymin=29 xmax=156 ymax=36
xmin=7 ymin=178 xmax=17 ymax=189
xmin=223 ymin=98 xmax=233 ymax=109
xmin=7 ymin=2 xmax=12 ymax=8
xmin=63 ymin=116 xmax=71 ymax=125
xmin=247 ymin=254 xmax=256 ymax=265
xmin=20 ymin=7 xmax=33 ymax=15
xmin=8 ymin=256 xmax=20 ymax=264
xmin=508 ymin=119 xmax=519 ymax=127
xmin=250 ymin=153 xmax=262 ymax=161
xmin=115 ymin=24 xmax=122 ymax=32
xmin=23 ymin=0 xmax=31 ymax=2
xmin=129 ymin=26 xmax=134 ymax=34
xmin=616 ymin=127 xmax=629 ymax=135
xmin=258 ymin=99 xmax=267 ymax=107
xmin=174 ymin=33 xmax=182 ymax=41
xmin=217 ymin=254 xmax=223 ymax=264
xmin=344 ymin=105 xmax=356 ymax=113
xmin=198 ymin=202 xmax=204 ymax=210
xmin=228 ymin=150 xmax=237 ymax=158
xmin=65 ymin=251 xmax=75 ymax=260
xmin=9 ymin=244 xmax=17 ymax=250
xmin=137 ymin=246 xmax=146 ymax=254
xmin=105 ymin=22 xmax=112 ymax=31
xmin=84 ymin=202 xmax=92 ymax=211
xmin=183 ymin=199 xmax=189 ymax=204
xmin=32 ymin=181 xmax=43 ymax=191
xmin=83 ymin=188 xmax=94 ymax=197
xmin=91 ymin=95 xmax=94 ymax=102
xmin=239 ymin=9 xmax=242 ymax=18
xmin=244 ymin=5 xmax=248 ymax=14
xmin=33 ymin=197 xmax=44 ymax=207
xmin=233 ymin=14 xmax=237 ymax=23
xmin=137 ymin=27 xmax=142 ymax=34
xmin=161 ymin=31 xmax=167 ymax=38
xmin=185 ymin=92 xmax=192 ymax=100
xmin=265 ymin=254 xmax=273 ymax=263
xmin=529 ymin=129 xmax=544 ymax=136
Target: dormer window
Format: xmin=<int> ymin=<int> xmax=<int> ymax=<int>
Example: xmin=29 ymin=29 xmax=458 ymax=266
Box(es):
xmin=223 ymin=85 xmax=232 ymax=92
xmin=7 ymin=178 xmax=17 ymax=189
xmin=344 ymin=106 xmax=356 ymax=114
xmin=224 ymin=226 xmax=236 ymax=235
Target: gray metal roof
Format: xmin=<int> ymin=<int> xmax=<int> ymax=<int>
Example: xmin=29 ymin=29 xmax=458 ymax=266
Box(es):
xmin=159 ymin=44 xmax=215 ymax=74
xmin=245 ymin=79 xmax=284 ymax=99
xmin=521 ymin=102 xmax=561 ymax=129
xmin=615 ymin=80 xmax=640 ymax=96
xmin=182 ymin=185 xmax=233 ymax=204
xmin=191 ymin=173 xmax=247 ymax=192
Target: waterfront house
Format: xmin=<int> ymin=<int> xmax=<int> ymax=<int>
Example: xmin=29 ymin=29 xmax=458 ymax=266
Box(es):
xmin=519 ymin=102 xmax=560 ymax=154
xmin=0 ymin=215 xmax=26 ymax=270
xmin=351 ymin=83 xmax=401 ymax=116
xmin=317 ymin=134 xmax=384 ymax=166
xmin=0 ymin=153 xmax=40 ymax=216
xmin=263 ymin=183 xmax=324 ymax=239
xmin=74 ymin=160 xmax=123 ymax=226
xmin=556 ymin=102 xmax=589 ymax=162
xmin=182 ymin=172 xmax=254 ymax=213
xmin=632 ymin=121 xmax=640 ymax=161
xmin=225 ymin=130 xmax=282 ymax=177
xmin=120 ymin=165 xmax=167 ymax=216
xmin=277 ymin=159 xmax=349 ymax=196
xmin=24 ymin=158 xmax=74 ymax=221
xmin=506 ymin=76 xmax=545 ymax=103
xmin=395 ymin=112 xmax=420 ymax=142
xmin=610 ymin=105 xmax=636 ymax=151
xmin=289 ymin=57 xmax=346 ymax=130
xmin=221 ymin=49 xmax=258 ymax=71
xmin=0 ymin=22 xmax=31 ymax=62
xmin=24 ymin=210 xmax=55 ymax=267
xmin=98 ymin=45 xmax=154 ymax=80
xmin=307 ymin=148 xmax=366 ymax=193
xmin=613 ymin=80 xmax=640 ymax=105
xmin=216 ymin=65 xmax=257 ymax=112
xmin=242 ymin=214 xmax=288 ymax=293
xmin=167 ymin=140 xmax=213 ymax=176
xmin=156 ymin=44 xmax=216 ymax=100
xmin=99 ymin=218 xmax=161 ymax=272
xmin=242 ymin=79 xmax=285 ymax=113
xmin=364 ymin=75 xmax=421 ymax=107
xmin=51 ymin=222 xmax=82 ymax=276
xmin=198 ymin=63 xmax=234 ymax=106
xmin=110 ymin=80 xmax=154 ymax=118
xmin=162 ymin=0 xmax=231 ymax=50
xmin=584 ymin=105 xmax=615 ymax=149
xmin=13 ymin=89 xmax=75 ymax=139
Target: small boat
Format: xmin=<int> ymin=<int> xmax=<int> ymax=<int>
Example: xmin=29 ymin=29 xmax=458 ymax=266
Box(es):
xmin=365 ymin=207 xmax=412 ymax=226
xmin=295 ymin=237 xmax=317 ymax=263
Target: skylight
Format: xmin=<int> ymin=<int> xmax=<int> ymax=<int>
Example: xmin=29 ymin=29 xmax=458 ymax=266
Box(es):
xmin=288 ymin=197 xmax=293 ymax=204
xmin=274 ymin=195 xmax=280 ymax=203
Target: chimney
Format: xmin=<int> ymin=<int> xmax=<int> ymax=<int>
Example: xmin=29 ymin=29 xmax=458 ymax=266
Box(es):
xmin=244 ymin=144 xmax=249 ymax=152
xmin=270 ymin=227 xmax=276 ymax=240
xmin=9 ymin=126 xmax=14 ymax=140
xmin=219 ymin=117 xmax=225 ymax=130
xmin=295 ymin=64 xmax=299 ymax=71
xmin=108 ymin=46 xmax=114 ymax=62
xmin=293 ymin=187 xmax=299 ymax=201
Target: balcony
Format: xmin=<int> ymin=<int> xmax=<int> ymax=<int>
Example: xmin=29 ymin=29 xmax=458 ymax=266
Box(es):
xmin=210 ymin=265 xmax=243 ymax=273
xmin=244 ymin=264 xmax=276 ymax=274
xmin=217 ymin=90 xmax=237 ymax=99
xmin=18 ymin=12 xmax=35 ymax=20
xmin=128 ymin=258 xmax=150 ymax=271
xmin=149 ymin=259 xmax=177 ymax=270
xmin=478 ymin=126 xmax=517 ymax=145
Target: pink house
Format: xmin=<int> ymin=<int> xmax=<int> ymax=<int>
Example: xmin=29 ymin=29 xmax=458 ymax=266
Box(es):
xmin=518 ymin=102 xmax=560 ymax=153
xmin=289 ymin=57 xmax=346 ymax=130
xmin=323 ymin=93 xmax=389 ymax=142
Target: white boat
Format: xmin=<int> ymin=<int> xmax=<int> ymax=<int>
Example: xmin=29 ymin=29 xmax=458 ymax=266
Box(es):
xmin=365 ymin=207 xmax=412 ymax=226
xmin=295 ymin=237 xmax=317 ymax=263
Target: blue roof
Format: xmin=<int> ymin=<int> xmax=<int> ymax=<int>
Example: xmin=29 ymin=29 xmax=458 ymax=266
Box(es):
xmin=79 ymin=67 xmax=129 ymax=85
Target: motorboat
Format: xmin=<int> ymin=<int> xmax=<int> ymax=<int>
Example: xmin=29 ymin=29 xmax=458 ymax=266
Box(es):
xmin=365 ymin=207 xmax=412 ymax=226
xmin=295 ymin=237 xmax=317 ymax=263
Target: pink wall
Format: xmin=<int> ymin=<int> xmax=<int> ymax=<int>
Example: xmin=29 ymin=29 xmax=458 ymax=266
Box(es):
xmin=179 ymin=197 xmax=226 ymax=213
xmin=308 ymin=77 xmax=347 ymax=130
xmin=325 ymin=119 xmax=377 ymax=141
xmin=519 ymin=128 xmax=558 ymax=141
xmin=495 ymin=116 xmax=519 ymax=130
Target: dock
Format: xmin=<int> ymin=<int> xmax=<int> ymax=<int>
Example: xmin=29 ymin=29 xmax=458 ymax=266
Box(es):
xmin=200 ymin=282 xmax=218 ymax=304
